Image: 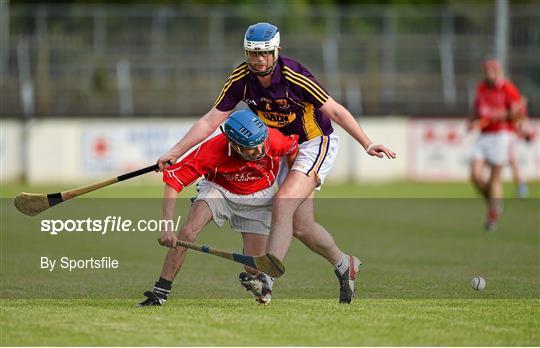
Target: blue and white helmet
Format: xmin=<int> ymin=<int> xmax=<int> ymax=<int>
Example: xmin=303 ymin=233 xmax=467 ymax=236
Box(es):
xmin=244 ymin=22 xmax=280 ymax=75
xmin=222 ymin=109 xmax=268 ymax=161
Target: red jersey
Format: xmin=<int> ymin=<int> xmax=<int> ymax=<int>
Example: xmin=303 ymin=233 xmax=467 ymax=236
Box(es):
xmin=474 ymin=78 xmax=522 ymax=133
xmin=163 ymin=128 xmax=298 ymax=195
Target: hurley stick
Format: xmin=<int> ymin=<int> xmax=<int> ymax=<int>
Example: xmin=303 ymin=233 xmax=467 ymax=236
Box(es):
xmin=173 ymin=240 xmax=285 ymax=278
xmin=14 ymin=163 xmax=162 ymax=216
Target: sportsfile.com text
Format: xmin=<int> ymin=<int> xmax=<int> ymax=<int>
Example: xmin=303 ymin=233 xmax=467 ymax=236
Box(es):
xmin=40 ymin=216 xmax=182 ymax=235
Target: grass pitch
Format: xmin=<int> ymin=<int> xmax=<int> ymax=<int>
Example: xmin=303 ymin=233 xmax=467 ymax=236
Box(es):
xmin=1 ymin=181 xmax=539 ymax=346
xmin=2 ymin=299 xmax=538 ymax=346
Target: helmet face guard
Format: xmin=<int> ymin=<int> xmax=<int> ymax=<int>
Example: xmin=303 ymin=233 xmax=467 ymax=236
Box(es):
xmin=229 ymin=140 xmax=267 ymax=161
xmin=221 ymin=109 xmax=269 ymax=161
xmin=244 ymin=50 xmax=278 ymax=76
xmin=244 ymin=23 xmax=280 ymax=76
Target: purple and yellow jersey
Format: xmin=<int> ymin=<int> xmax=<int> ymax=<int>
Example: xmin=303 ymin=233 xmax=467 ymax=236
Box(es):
xmin=213 ymin=56 xmax=334 ymax=143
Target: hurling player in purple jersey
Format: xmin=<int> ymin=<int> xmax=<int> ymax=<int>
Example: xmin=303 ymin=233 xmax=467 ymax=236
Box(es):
xmin=157 ymin=23 xmax=396 ymax=303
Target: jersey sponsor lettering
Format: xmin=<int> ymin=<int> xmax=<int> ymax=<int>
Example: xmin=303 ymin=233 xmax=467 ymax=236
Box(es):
xmin=222 ymin=172 xmax=262 ymax=182
xmin=256 ymin=110 xmax=296 ymax=127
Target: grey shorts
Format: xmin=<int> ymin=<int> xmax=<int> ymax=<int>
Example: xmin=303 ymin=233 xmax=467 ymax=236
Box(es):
xmin=193 ymin=180 xmax=274 ymax=235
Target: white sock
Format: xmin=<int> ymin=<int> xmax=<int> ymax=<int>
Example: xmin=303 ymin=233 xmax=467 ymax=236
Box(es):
xmin=262 ymin=273 xmax=274 ymax=289
xmin=334 ymin=253 xmax=349 ymax=276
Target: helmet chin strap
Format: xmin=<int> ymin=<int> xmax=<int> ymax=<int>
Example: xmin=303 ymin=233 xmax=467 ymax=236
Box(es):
xmin=247 ymin=63 xmax=277 ymax=76
xmin=245 ymin=49 xmax=278 ymax=76
xmin=221 ymin=125 xmax=266 ymax=161
xmin=231 ymin=143 xmax=266 ymax=161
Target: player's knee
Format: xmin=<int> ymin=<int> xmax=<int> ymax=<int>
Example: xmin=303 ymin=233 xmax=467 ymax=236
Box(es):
xmin=273 ymin=190 xmax=287 ymax=203
xmin=292 ymin=228 xmax=306 ymax=239
xmin=273 ymin=195 xmax=302 ymax=216
xmin=274 ymin=183 xmax=306 ymax=201
xmin=178 ymin=224 xmax=200 ymax=242
xmin=293 ymin=223 xmax=312 ymax=239
xmin=470 ymin=171 xmax=482 ymax=184
xmin=489 ymin=166 xmax=503 ymax=179
xmin=272 ymin=196 xmax=291 ymax=214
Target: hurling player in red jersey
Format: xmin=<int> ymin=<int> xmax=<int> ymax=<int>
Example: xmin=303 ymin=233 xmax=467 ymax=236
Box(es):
xmin=156 ymin=22 xmax=395 ymax=304
xmin=138 ymin=110 xmax=298 ymax=306
xmin=469 ymin=59 xmax=526 ymax=231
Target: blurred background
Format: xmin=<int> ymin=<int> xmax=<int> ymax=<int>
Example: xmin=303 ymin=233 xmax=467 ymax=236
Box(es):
xmin=1 ymin=5 xmax=539 ymax=345
xmin=1 ymin=0 xmax=539 ymax=186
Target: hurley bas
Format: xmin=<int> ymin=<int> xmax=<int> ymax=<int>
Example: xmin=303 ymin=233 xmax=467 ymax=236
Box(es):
xmin=41 ymin=256 xmax=119 ymax=272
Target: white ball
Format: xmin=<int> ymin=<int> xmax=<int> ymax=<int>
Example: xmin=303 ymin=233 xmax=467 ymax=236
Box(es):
xmin=471 ymin=277 xmax=486 ymax=291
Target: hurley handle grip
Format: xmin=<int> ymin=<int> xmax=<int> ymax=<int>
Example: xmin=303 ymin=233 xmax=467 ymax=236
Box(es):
xmin=117 ymin=161 xmax=173 ymax=182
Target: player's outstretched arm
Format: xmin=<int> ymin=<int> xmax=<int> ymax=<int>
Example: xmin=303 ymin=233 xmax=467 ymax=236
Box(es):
xmin=156 ymin=108 xmax=231 ymax=171
xmin=320 ymin=97 xmax=396 ymax=159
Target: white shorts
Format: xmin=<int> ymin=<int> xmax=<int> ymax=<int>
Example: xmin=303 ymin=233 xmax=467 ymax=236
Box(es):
xmin=193 ymin=180 xmax=274 ymax=235
xmin=471 ymin=131 xmax=511 ymax=166
xmin=287 ymin=134 xmax=339 ymax=188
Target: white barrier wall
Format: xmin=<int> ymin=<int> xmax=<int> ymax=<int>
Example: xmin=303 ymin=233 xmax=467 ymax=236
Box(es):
xmin=1 ymin=120 xmax=24 ymax=181
xmin=328 ymin=117 xmax=408 ymax=182
xmin=408 ymin=119 xmax=540 ymax=181
xmin=26 ymin=119 xmax=209 ymax=184
xmin=2 ymin=117 xmax=539 ymax=184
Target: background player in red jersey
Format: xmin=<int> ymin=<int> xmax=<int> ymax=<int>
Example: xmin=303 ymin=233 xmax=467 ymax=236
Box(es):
xmin=469 ymin=59 xmax=525 ymax=231
xmin=138 ymin=109 xmax=298 ymax=306
xmin=157 ymin=22 xmax=395 ymax=303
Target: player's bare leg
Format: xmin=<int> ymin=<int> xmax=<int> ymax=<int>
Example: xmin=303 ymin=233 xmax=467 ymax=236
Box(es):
xmin=292 ymin=193 xmax=342 ymax=264
xmin=160 ymin=201 xmax=214 ymax=280
xmin=239 ymin=232 xmax=273 ymax=304
xmin=488 ymin=165 xmax=504 ymax=202
xmin=241 ymin=233 xmax=267 ymax=275
xmin=485 ymin=165 xmax=504 ymax=231
xmin=137 ymin=201 xmax=213 ymax=306
xmin=471 ymin=159 xmax=488 ymax=200
xmin=509 ymin=149 xmax=528 ymax=198
xmin=292 ymin=191 xmax=361 ymax=303
xmin=266 ymin=170 xmax=319 ymax=261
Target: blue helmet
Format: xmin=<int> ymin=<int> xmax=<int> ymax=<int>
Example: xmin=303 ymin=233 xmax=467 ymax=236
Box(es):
xmin=244 ymin=23 xmax=280 ymax=76
xmin=222 ymin=109 xmax=268 ymax=161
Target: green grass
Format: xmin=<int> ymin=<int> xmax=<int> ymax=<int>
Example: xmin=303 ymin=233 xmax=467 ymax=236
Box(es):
xmin=2 ymin=180 xmax=539 ymax=198
xmin=1 ymin=299 xmax=538 ymax=346
xmin=1 ymin=182 xmax=539 ymax=345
